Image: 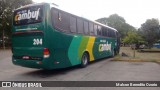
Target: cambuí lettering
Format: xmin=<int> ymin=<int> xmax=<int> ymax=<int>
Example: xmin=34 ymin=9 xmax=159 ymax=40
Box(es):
xmin=15 ymin=8 xmax=40 ymax=21
xmin=99 ymin=42 xmax=112 ymax=52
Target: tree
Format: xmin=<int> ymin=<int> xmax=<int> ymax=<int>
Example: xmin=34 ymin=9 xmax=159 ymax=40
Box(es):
xmin=123 ymin=31 xmax=144 ymax=57
xmin=96 ymin=14 xmax=136 ymax=39
xmin=0 ymin=0 xmax=32 ymax=48
xmin=96 ymin=14 xmax=126 ymax=26
xmin=123 ymin=31 xmax=143 ymax=44
xmin=140 ymin=18 xmax=160 ymax=48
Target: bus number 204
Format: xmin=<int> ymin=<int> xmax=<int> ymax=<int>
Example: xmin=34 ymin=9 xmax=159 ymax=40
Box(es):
xmin=33 ymin=39 xmax=42 ymax=45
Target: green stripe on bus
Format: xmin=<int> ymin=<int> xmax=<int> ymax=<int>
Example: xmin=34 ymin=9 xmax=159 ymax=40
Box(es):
xmin=78 ymin=36 xmax=89 ymax=59
xmin=68 ymin=35 xmax=82 ymax=65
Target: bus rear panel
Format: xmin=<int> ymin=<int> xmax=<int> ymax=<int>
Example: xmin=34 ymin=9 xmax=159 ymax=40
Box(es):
xmin=12 ymin=4 xmax=52 ymax=69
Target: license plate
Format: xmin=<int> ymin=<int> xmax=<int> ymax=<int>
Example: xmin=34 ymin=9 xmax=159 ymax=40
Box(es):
xmin=22 ymin=56 xmax=29 ymax=60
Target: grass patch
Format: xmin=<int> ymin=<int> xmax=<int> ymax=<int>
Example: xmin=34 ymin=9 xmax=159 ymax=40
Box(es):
xmin=112 ymin=47 xmax=160 ymax=63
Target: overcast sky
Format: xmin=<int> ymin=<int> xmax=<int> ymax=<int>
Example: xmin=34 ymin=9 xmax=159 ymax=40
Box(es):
xmin=33 ymin=0 xmax=160 ymax=28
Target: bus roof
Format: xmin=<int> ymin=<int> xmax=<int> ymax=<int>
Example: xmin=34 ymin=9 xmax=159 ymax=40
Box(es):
xmin=15 ymin=3 xmax=38 ymax=10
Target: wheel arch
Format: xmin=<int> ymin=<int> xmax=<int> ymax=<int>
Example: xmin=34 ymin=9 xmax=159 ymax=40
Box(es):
xmin=83 ymin=50 xmax=90 ymax=62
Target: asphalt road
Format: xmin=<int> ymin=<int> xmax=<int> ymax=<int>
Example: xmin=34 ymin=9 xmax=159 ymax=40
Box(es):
xmin=0 ymin=50 xmax=160 ymax=90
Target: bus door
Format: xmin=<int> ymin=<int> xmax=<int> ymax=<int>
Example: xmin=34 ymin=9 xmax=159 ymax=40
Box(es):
xmin=116 ymin=31 xmax=120 ymax=53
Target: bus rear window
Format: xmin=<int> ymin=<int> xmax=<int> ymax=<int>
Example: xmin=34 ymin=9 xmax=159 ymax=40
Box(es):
xmin=13 ymin=5 xmax=43 ymax=26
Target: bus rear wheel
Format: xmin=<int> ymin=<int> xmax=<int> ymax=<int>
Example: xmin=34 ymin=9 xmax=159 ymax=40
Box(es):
xmin=80 ymin=53 xmax=89 ymax=68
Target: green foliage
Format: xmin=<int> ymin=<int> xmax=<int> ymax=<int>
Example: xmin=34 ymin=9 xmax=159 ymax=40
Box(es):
xmin=96 ymin=14 xmax=160 ymax=48
xmin=123 ymin=31 xmax=143 ymax=44
xmin=140 ymin=18 xmax=160 ymax=48
xmin=96 ymin=14 xmax=136 ymax=39
xmin=0 ymin=0 xmax=32 ymax=39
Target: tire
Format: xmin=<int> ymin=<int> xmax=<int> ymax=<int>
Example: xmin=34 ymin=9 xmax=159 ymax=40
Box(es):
xmin=80 ymin=53 xmax=89 ymax=68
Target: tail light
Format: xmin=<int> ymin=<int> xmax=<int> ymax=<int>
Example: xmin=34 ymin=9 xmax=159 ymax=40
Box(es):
xmin=43 ymin=48 xmax=50 ymax=58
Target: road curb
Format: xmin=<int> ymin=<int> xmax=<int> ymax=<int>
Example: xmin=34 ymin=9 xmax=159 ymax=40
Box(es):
xmin=112 ymin=59 xmax=144 ymax=62
xmin=112 ymin=58 xmax=160 ymax=63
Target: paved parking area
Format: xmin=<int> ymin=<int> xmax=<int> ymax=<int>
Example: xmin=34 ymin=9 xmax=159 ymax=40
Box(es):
xmin=0 ymin=50 xmax=160 ymax=90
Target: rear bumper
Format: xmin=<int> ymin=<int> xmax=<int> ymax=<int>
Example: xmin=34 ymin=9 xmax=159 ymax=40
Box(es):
xmin=12 ymin=56 xmax=52 ymax=70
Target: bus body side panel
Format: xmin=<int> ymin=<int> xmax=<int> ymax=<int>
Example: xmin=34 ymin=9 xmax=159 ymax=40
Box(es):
xmin=45 ymin=30 xmax=74 ymax=69
xmin=45 ymin=24 xmax=117 ymax=69
xmin=92 ymin=37 xmax=115 ymax=60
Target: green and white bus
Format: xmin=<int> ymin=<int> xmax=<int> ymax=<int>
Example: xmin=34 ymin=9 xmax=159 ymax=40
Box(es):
xmin=12 ymin=3 xmax=120 ymax=69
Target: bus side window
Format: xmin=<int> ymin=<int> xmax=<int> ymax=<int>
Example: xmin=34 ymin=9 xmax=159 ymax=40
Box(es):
xmin=113 ymin=31 xmax=116 ymax=38
xmin=97 ymin=25 xmax=102 ymax=36
xmin=70 ymin=16 xmax=77 ymax=33
xmin=60 ymin=12 xmax=70 ymax=32
xmin=110 ymin=30 xmax=115 ymax=38
xmin=84 ymin=21 xmax=89 ymax=35
xmin=89 ymin=22 xmax=94 ymax=35
xmin=105 ymin=28 xmax=108 ymax=37
xmin=51 ymin=9 xmax=59 ymax=29
xmin=112 ymin=30 xmax=116 ymax=38
xmin=108 ymin=29 xmax=111 ymax=37
xmin=106 ymin=28 xmax=109 ymax=37
xmin=102 ymin=27 xmax=106 ymax=36
xmin=94 ymin=24 xmax=97 ymax=36
xmin=52 ymin=8 xmax=70 ymax=32
xmin=77 ymin=18 xmax=83 ymax=34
